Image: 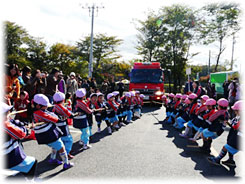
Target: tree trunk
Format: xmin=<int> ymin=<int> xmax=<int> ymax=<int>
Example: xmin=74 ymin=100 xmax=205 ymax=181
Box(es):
xmin=215 ymin=38 xmax=225 ymax=72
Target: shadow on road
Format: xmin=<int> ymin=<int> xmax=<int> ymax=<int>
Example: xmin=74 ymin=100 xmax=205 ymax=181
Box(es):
xmin=36 ymin=155 xmax=65 ymax=179
xmin=158 ymin=123 xmax=238 ymax=180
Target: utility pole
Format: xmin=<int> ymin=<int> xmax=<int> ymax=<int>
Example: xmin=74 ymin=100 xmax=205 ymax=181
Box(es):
xmin=82 ymin=4 xmax=104 ymax=78
xmin=208 ymin=50 xmax=211 ymax=75
xmin=231 ymin=34 xmax=235 ymax=71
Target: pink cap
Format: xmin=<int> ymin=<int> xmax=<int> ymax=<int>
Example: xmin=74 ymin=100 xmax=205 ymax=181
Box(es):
xmin=169 ymin=93 xmax=175 ymax=98
xmin=201 ymin=95 xmax=209 ymax=102
xmin=107 ymin=93 xmax=114 ymax=100
xmin=112 ymin=91 xmax=120 ymax=96
xmin=162 ymin=95 xmax=167 ymax=99
xmin=140 ymin=94 xmax=145 ymax=98
xmin=182 ymin=95 xmax=188 ymax=100
xmin=76 ymin=88 xmax=86 ymax=98
xmin=90 ymin=93 xmax=97 ymax=98
xmin=175 ymin=93 xmax=182 ymax=99
xmin=232 ymin=100 xmax=243 ymax=111
xmin=53 ymin=92 xmax=65 ymax=102
xmin=130 ymin=91 xmax=135 ymax=97
xmin=97 ymin=92 xmax=104 ymax=97
xmin=204 ymin=98 xmax=216 ymax=106
xmin=34 ymin=94 xmax=51 ymax=106
xmin=188 ymin=93 xmax=197 ymax=100
xmin=217 ymin=98 xmax=229 ymax=107
xmin=125 ymin=92 xmax=131 ymax=97
xmin=184 ymin=98 xmax=191 ymax=104
xmin=135 ymin=91 xmax=140 ymax=94
xmin=1 ymin=102 xmax=13 ymax=113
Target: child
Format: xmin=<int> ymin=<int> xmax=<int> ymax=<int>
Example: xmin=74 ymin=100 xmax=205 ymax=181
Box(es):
xmin=14 ymin=91 xmax=30 ymax=122
xmin=94 ymin=92 xmax=107 ymax=133
xmin=175 ymin=98 xmax=191 ymax=129
xmin=163 ymin=93 xmax=175 ymax=124
xmin=87 ymin=93 xmax=97 ymax=137
xmin=73 ymin=88 xmax=94 ymax=150
xmin=113 ymin=91 xmax=125 ymax=127
xmin=124 ymin=92 xmax=133 ymax=124
xmin=207 ymin=100 xmax=242 ymax=166
xmin=32 ymin=94 xmax=74 ymax=169
xmin=186 ymin=95 xmax=209 ymax=138
xmin=170 ymin=93 xmax=182 ymax=124
xmin=134 ymin=91 xmax=142 ymax=119
xmin=105 ymin=93 xmax=120 ymax=131
xmin=53 ymin=92 xmax=76 ymax=159
xmin=3 ymin=102 xmax=37 ymax=180
xmin=189 ymin=98 xmax=217 ymax=142
xmin=65 ymin=92 xmax=73 ymax=126
xmin=200 ymin=98 xmax=229 ymax=153
xmin=130 ymin=91 xmax=136 ymax=119
xmin=139 ymin=94 xmax=145 ymax=116
xmin=179 ymin=93 xmax=199 ymax=138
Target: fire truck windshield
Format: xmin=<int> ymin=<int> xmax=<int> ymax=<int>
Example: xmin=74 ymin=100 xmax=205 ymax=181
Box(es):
xmin=130 ymin=69 xmax=163 ymax=83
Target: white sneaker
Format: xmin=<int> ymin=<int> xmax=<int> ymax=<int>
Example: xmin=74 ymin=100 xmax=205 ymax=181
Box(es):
xmin=83 ymin=144 xmax=92 ymax=150
xmin=120 ymin=122 xmax=126 ymax=126
xmin=97 ymin=128 xmax=101 ymax=133
xmin=79 ymin=140 xmax=84 ymax=146
xmin=108 ymin=127 xmax=112 ymax=134
xmin=115 ymin=124 xmax=120 ymax=129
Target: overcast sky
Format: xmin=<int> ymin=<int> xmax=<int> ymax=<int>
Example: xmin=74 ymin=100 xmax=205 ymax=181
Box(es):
xmin=2 ymin=0 xmax=245 ymax=71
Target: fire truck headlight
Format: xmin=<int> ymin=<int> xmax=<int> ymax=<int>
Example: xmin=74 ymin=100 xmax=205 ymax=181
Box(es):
xmin=155 ymin=91 xmax=163 ymax=96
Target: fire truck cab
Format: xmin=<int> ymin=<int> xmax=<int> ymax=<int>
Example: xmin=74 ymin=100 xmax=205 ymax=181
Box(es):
xmin=129 ymin=62 xmax=164 ymax=102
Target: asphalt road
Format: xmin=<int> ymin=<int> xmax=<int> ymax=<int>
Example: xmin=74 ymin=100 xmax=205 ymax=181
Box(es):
xmin=6 ymin=105 xmax=241 ymax=182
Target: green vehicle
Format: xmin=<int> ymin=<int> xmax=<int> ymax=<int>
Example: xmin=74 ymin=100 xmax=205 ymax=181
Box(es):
xmin=210 ymin=71 xmax=239 ymax=94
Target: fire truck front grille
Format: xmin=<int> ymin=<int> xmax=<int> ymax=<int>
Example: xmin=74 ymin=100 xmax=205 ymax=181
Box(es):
xmin=135 ymin=89 xmax=156 ymax=96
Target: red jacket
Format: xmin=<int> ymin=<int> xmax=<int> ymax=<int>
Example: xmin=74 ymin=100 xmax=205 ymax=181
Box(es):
xmin=14 ymin=91 xmax=29 ymax=119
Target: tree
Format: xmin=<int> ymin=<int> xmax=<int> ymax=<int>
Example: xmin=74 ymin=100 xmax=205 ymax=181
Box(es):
xmin=5 ymin=21 xmax=32 ymax=68
xmin=136 ymin=5 xmax=197 ymax=92
xmin=76 ymin=33 xmax=123 ymax=80
xmin=198 ymin=3 xmax=241 ymax=72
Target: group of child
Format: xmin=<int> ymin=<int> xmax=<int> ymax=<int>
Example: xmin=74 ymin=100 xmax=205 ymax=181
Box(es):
xmin=162 ymin=93 xmax=242 ymax=167
xmin=3 ymin=88 xmax=145 ymax=180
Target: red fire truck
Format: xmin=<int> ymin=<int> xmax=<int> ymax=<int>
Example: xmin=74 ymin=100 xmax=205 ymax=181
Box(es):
xmin=129 ymin=62 xmax=164 ymax=102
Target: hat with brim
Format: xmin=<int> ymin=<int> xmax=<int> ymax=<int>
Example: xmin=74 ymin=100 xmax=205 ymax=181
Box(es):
xmin=2 ymin=103 xmax=13 ymax=113
xmin=76 ymin=88 xmax=86 ymax=98
xmin=34 ymin=94 xmax=51 ymax=107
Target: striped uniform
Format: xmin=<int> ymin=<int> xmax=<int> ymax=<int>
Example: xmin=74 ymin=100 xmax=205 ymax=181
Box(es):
xmin=33 ymin=110 xmax=61 ymax=144
xmin=4 ymin=119 xmax=36 ymax=172
xmin=52 ymin=104 xmax=72 ymax=136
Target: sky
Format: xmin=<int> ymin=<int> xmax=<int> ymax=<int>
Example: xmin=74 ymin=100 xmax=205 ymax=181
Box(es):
xmin=1 ymin=0 xmax=245 ymax=71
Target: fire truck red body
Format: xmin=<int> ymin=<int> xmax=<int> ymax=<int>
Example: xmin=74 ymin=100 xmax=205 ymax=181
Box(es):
xmin=129 ymin=62 xmax=164 ymax=101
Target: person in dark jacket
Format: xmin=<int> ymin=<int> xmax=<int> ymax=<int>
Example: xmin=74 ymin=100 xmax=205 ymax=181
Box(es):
xmin=45 ymin=68 xmax=62 ymax=104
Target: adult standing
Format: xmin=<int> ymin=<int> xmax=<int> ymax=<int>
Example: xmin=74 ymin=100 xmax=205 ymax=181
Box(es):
xmin=228 ymin=79 xmax=240 ymax=105
xmin=5 ymin=64 xmax=21 ymax=105
xmin=192 ymin=80 xmax=206 ymax=99
xmin=22 ymin=67 xmax=42 ymax=100
xmin=45 ymin=68 xmax=62 ymax=104
xmin=101 ymin=79 xmax=110 ymax=95
xmin=184 ymin=79 xmax=193 ymax=94
xmin=110 ymin=77 xmax=116 ymax=93
xmin=223 ymin=80 xmax=230 ymax=99
xmin=228 ymin=78 xmax=240 ymax=119
xmin=58 ymin=71 xmax=66 ymax=94
xmin=66 ymin=72 xmax=78 ymax=100
xmin=117 ymin=79 xmax=125 ymax=97
xmin=89 ymin=77 xmax=97 ymax=90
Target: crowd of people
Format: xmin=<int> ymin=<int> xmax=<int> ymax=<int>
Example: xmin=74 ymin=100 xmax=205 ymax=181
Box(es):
xmin=3 ymin=64 xmax=144 ymax=180
xmin=3 ymin=63 xmax=242 ymax=180
xmin=161 ymin=90 xmax=241 ymax=167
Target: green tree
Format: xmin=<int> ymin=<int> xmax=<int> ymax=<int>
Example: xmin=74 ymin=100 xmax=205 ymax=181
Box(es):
xmin=5 ymin=21 xmax=32 ymax=68
xmin=76 ymin=33 xmax=123 ymax=80
xmin=198 ymin=3 xmax=241 ymax=72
